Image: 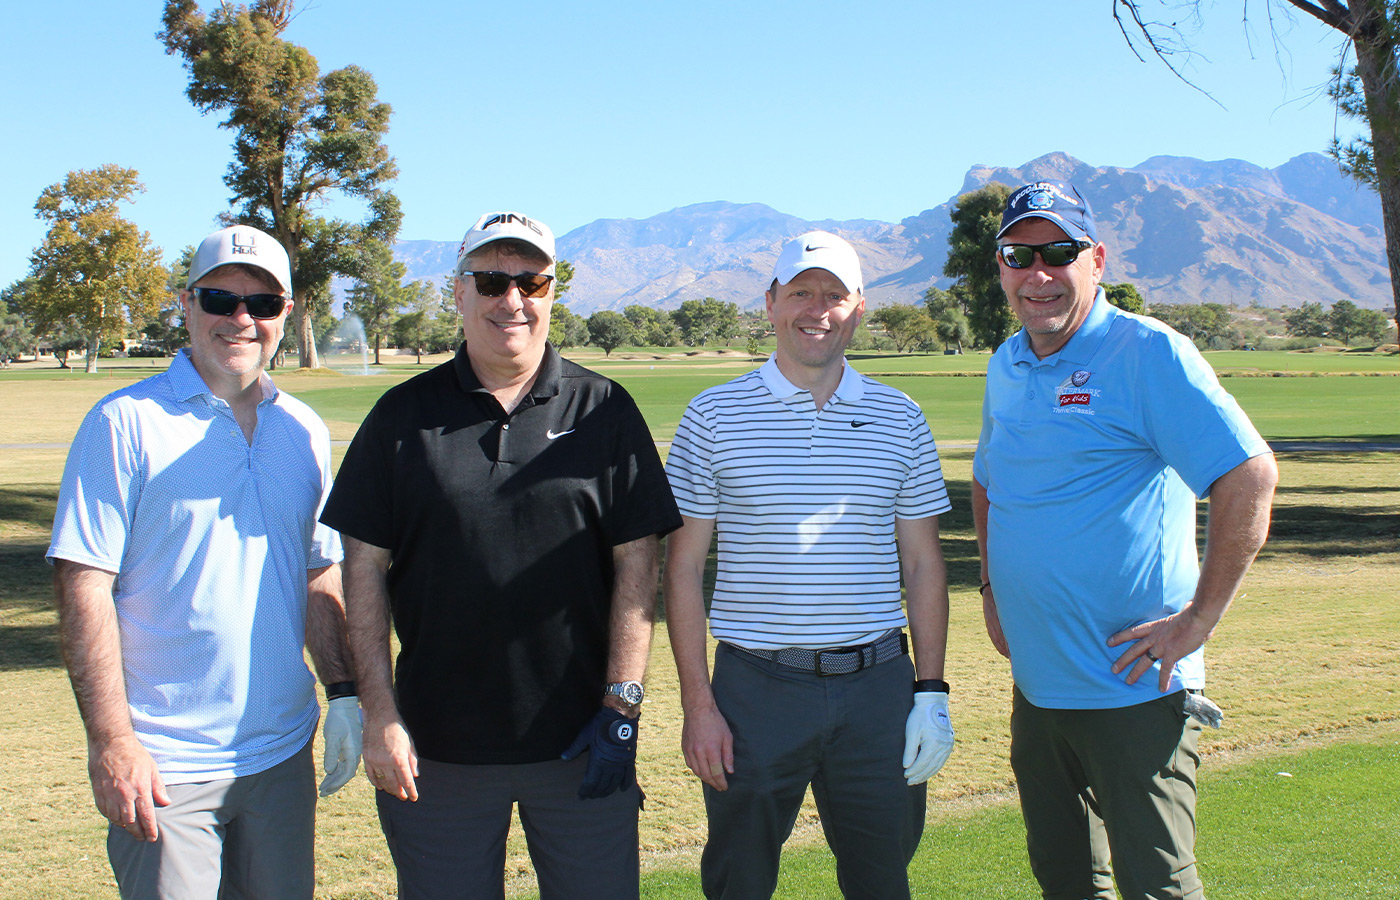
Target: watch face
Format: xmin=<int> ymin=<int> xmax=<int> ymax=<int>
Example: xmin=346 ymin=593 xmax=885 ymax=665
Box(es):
xmin=611 ymin=681 xmax=644 ymax=705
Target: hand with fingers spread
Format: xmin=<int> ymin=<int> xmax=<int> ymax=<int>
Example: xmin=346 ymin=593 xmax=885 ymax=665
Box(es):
xmin=1108 ymin=606 xmax=1216 ymax=692
xmin=681 ymin=703 xmax=734 ymax=791
xmin=89 ymin=734 xmax=169 ymax=843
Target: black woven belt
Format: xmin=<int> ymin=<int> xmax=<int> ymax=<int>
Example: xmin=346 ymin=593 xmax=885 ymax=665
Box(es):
xmin=728 ymin=630 xmax=908 ymax=677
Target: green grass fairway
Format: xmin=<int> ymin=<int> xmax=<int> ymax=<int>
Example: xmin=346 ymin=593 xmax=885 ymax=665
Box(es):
xmin=0 ymin=346 xmax=1396 ymax=899
xmin=636 ymin=732 xmax=1400 ymax=899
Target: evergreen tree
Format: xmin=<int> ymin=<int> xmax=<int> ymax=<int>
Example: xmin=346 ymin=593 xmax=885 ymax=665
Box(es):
xmin=159 ymin=0 xmax=401 ymax=368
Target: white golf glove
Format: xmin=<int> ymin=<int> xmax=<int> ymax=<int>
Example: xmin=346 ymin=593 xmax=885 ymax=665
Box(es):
xmin=902 ymin=691 xmax=954 ymax=785
xmin=319 ymin=696 xmax=363 ymax=797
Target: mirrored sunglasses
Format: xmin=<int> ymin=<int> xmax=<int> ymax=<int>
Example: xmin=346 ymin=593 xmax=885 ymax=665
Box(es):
xmin=997 ymin=240 xmax=1092 ymax=269
xmin=461 ymin=270 xmax=554 ymax=299
xmin=192 ymin=287 xmax=287 ymax=319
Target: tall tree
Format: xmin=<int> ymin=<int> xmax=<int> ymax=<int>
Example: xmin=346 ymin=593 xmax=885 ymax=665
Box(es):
xmin=944 ymin=183 xmax=1018 ymax=350
xmin=345 ymin=241 xmax=408 ymax=365
xmin=392 ymin=280 xmax=441 ymax=363
xmin=26 ymin=166 xmax=168 ymax=373
xmin=1115 ymin=0 xmax=1400 ymax=344
xmin=159 ymin=0 xmax=401 ymax=368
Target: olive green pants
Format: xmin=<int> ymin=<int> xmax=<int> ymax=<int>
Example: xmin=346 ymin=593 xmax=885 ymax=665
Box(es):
xmin=1010 ymin=687 xmax=1204 ymax=900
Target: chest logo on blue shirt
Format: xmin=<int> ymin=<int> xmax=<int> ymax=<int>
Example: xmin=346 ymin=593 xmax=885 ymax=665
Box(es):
xmin=1054 ymin=371 xmax=1100 ymax=415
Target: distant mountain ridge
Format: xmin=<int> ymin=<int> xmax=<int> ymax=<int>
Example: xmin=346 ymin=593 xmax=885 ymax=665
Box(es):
xmin=391 ymin=151 xmax=1390 ymax=313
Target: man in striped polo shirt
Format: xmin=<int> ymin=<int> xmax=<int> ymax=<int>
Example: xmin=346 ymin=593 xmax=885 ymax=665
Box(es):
xmin=664 ymin=232 xmax=955 ymax=899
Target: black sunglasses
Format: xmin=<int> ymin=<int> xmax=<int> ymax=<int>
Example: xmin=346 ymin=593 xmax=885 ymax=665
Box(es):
xmin=997 ymin=240 xmax=1093 ymax=269
xmin=460 ymin=270 xmax=554 ymax=299
xmin=192 ymin=287 xmax=287 ymax=320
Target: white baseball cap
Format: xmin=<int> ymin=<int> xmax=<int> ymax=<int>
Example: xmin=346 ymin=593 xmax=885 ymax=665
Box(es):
xmin=454 ymin=211 xmax=556 ymax=275
xmin=771 ymin=231 xmax=863 ymax=294
xmin=186 ymin=225 xmax=292 ymax=296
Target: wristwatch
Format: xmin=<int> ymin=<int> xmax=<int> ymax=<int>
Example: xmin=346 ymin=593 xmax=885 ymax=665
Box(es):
xmin=604 ymin=681 xmax=645 ymax=707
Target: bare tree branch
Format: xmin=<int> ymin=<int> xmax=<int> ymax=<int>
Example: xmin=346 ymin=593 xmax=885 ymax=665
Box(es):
xmin=1113 ymin=1 xmax=1230 ymax=108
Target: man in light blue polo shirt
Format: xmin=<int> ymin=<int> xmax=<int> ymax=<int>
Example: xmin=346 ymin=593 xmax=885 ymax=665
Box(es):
xmin=972 ymin=182 xmax=1278 ymax=900
xmin=47 ymin=224 xmax=361 ymax=899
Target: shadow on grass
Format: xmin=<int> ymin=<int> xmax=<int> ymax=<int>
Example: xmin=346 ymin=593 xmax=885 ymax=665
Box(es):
xmin=1265 ymin=503 xmax=1398 ymax=557
xmin=1 ymin=486 xmax=64 ymax=670
xmin=0 ymin=544 xmax=61 ymax=671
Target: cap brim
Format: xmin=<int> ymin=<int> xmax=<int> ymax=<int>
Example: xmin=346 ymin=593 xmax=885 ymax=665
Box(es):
xmin=996 ymin=211 xmax=1091 ymax=243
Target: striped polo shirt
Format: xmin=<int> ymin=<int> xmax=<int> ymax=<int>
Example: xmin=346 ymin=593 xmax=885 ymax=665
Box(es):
xmin=667 ymin=357 xmax=951 ymax=650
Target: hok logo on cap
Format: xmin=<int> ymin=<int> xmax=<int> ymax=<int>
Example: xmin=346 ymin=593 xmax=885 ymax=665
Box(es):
xmin=230 ymin=231 xmax=258 ymax=256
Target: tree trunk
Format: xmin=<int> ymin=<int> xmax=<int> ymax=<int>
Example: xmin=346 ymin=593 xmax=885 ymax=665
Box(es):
xmin=295 ymin=297 xmax=320 ymax=369
xmin=1337 ymin=0 xmax=1400 ymax=345
xmin=85 ymin=331 xmax=99 ymax=374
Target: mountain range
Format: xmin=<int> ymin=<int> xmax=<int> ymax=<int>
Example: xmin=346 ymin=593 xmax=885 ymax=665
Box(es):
xmin=391 ymin=151 xmax=1391 ymax=313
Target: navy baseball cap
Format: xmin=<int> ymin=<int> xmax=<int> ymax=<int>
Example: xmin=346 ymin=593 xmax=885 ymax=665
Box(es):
xmin=997 ymin=181 xmax=1098 ymax=243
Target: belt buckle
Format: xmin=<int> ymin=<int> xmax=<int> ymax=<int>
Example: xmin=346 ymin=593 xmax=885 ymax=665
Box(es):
xmin=813 ymin=646 xmax=867 ymax=677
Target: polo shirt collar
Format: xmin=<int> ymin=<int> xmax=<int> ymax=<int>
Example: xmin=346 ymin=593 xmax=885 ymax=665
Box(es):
xmin=758 ymin=355 xmax=865 ymax=404
xmin=452 ymin=341 xmax=563 ymax=400
xmin=167 ymin=349 xmax=278 ymax=404
xmin=1008 ymin=287 xmax=1114 ymax=368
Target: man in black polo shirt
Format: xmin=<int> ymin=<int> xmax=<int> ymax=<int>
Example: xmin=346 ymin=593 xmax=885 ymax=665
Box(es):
xmin=321 ymin=211 xmax=680 ymax=900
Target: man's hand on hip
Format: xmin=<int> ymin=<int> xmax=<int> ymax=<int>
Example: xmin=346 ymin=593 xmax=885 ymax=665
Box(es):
xmin=319 ymin=696 xmax=363 ymax=797
xmin=89 ymin=733 xmax=169 ymax=843
xmin=562 ymin=707 xmax=639 ymax=799
xmin=902 ymin=691 xmax=954 ymax=785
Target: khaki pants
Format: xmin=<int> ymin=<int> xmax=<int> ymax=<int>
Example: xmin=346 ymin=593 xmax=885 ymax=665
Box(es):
xmin=1010 ymin=687 xmax=1204 ymax=900
xmin=107 ymin=739 xmax=315 ymax=900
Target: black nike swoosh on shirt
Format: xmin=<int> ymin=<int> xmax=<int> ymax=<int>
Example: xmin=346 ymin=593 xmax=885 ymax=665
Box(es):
xmin=850 ymin=420 xmax=871 ymax=428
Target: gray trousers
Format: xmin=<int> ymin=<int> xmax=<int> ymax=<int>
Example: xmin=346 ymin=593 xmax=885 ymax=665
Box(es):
xmin=376 ymin=754 xmax=642 ymax=900
xmin=107 ymin=739 xmax=316 ymax=900
xmin=701 ymin=643 xmax=926 ymax=900
xmin=1011 ymin=687 xmax=1204 ymax=900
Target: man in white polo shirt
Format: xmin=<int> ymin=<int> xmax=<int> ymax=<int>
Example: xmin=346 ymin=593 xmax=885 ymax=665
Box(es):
xmin=664 ymin=232 xmax=955 ymax=900
xmin=48 ymin=224 xmax=359 ymax=899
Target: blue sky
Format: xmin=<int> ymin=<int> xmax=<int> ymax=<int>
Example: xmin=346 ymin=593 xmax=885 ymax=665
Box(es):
xmin=1 ymin=1 xmax=1357 ymax=287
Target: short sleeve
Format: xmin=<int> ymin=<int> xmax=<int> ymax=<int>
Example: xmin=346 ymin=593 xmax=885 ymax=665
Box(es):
xmin=602 ymin=385 xmax=683 ymax=545
xmin=319 ymin=401 xmax=396 ymax=550
xmin=666 ymin=401 xmax=720 ymax=519
xmin=47 ymin=404 xmax=141 ymax=571
xmin=1139 ymin=332 xmax=1270 ymax=498
xmin=894 ymin=400 xmax=952 ymax=520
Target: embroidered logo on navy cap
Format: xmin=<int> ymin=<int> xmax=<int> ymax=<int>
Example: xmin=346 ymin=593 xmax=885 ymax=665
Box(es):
xmin=1027 ymin=189 xmax=1054 ymax=210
